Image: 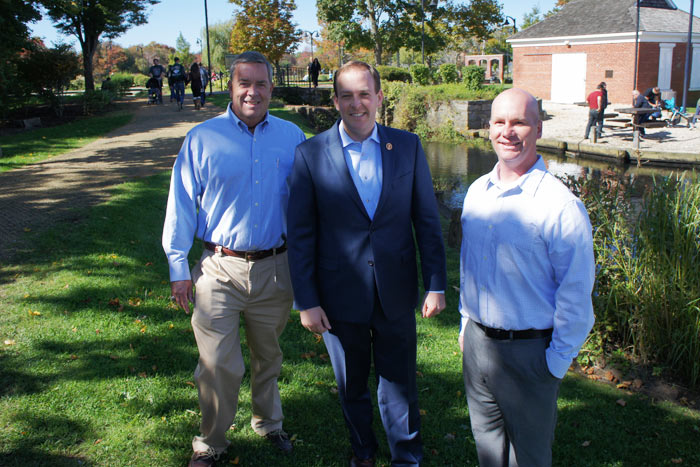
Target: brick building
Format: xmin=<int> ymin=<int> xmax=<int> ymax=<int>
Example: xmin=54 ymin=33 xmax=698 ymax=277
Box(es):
xmin=507 ymin=0 xmax=700 ymax=105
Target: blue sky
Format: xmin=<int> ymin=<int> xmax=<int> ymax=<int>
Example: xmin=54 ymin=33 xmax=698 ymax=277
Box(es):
xmin=29 ymin=0 xmax=695 ymax=52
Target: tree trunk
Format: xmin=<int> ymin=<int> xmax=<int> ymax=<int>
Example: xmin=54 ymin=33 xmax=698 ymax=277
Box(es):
xmin=81 ymin=35 xmax=99 ymax=91
xmin=366 ymin=0 xmax=382 ymax=65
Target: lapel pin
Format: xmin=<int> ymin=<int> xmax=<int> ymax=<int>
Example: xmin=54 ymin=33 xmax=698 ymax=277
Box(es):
xmin=386 ymin=143 xmax=393 ymax=150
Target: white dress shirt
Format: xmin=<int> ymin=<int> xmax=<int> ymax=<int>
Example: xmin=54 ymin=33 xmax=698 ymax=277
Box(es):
xmin=459 ymin=156 xmax=595 ymax=378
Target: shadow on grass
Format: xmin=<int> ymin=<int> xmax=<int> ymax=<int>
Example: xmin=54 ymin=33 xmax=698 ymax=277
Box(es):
xmin=1 ymin=171 xmax=699 ymax=466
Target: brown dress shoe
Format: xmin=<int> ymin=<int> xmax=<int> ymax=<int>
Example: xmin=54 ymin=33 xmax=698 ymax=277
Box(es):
xmin=349 ymin=454 xmax=376 ymax=467
xmin=188 ymin=449 xmax=218 ymax=467
xmin=264 ymin=429 xmax=293 ymax=454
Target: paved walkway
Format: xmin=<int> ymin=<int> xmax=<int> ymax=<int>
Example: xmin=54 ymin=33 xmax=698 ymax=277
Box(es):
xmin=0 ymin=97 xmax=222 ymax=261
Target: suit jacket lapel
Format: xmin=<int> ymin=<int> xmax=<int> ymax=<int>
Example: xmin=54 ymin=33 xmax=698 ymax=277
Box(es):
xmin=325 ymin=121 xmax=371 ymax=219
xmin=375 ymin=124 xmax=395 ymax=219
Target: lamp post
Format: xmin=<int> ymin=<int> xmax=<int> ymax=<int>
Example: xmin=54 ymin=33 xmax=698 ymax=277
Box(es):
xmin=415 ymin=0 xmax=439 ymax=65
xmin=503 ymin=15 xmax=517 ymax=33
xmin=302 ymin=30 xmax=319 ymax=59
xmin=204 ymin=0 xmax=213 ymax=95
xmin=681 ymin=0 xmax=695 ymax=110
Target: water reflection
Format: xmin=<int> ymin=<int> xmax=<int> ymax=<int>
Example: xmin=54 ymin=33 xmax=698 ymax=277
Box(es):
xmin=424 ymin=141 xmax=694 ymax=208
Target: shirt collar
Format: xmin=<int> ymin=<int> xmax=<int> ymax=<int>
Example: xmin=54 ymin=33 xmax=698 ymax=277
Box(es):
xmin=338 ymin=121 xmax=379 ymax=148
xmin=227 ymin=102 xmax=270 ymax=134
xmin=487 ymin=155 xmax=547 ymax=196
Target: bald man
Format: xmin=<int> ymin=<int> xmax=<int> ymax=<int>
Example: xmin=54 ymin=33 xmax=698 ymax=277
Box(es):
xmin=458 ymin=88 xmax=595 ymax=466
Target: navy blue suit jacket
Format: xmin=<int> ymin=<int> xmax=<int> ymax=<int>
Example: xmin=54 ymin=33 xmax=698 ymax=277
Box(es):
xmin=287 ymin=121 xmax=447 ymax=324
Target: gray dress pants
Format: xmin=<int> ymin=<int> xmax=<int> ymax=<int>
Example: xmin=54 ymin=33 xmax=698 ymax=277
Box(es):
xmin=462 ymin=319 xmax=562 ymax=467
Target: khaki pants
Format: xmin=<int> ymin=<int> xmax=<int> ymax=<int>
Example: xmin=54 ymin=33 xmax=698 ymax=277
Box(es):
xmin=190 ymin=249 xmax=293 ymax=454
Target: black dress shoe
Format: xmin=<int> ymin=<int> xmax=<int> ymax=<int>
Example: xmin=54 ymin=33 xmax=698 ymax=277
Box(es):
xmin=265 ymin=429 xmax=293 ymax=454
xmin=350 ymin=454 xmax=376 ymax=467
xmin=189 ymin=450 xmax=218 ymax=467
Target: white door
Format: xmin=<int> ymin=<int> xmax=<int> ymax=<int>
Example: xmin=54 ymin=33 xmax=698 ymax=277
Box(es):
xmin=551 ymin=53 xmax=587 ymax=103
xmin=658 ymin=43 xmax=675 ymax=91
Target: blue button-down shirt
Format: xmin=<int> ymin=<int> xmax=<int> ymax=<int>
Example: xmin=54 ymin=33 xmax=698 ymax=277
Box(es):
xmin=339 ymin=122 xmax=382 ymax=220
xmin=459 ymin=156 xmax=595 ymax=378
xmin=162 ymin=104 xmax=306 ymax=281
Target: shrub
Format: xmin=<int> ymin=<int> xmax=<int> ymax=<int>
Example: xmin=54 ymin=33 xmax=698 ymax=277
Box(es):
xmin=82 ymin=89 xmax=114 ymax=115
xmin=376 ymin=65 xmax=412 ymax=83
xmin=410 ymin=64 xmax=432 ymax=86
xmin=69 ymin=76 xmax=85 ymax=90
xmin=108 ymin=73 xmax=135 ymax=96
xmin=463 ymin=65 xmax=485 ymax=90
xmin=132 ymin=74 xmax=150 ymax=87
xmin=438 ymin=64 xmax=459 ymax=84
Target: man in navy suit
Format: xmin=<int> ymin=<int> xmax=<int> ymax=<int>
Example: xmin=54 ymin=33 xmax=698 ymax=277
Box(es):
xmin=287 ymin=61 xmax=447 ymax=467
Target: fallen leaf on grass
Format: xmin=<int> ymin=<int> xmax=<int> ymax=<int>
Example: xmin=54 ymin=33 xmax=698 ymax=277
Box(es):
xmin=314 ymin=333 xmax=322 ymax=343
xmin=330 ymin=387 xmax=338 ymax=394
xmin=301 ymin=351 xmax=317 ymax=359
xmin=129 ymin=298 xmax=142 ymax=307
xmin=587 ymin=374 xmax=601 ymax=381
xmin=145 ymin=262 xmax=153 ymax=267
xmin=138 ymin=372 xmax=147 ymax=378
xmin=319 ymin=353 xmax=329 ymax=361
xmin=109 ymin=355 xmax=119 ymax=361
xmin=230 ymin=456 xmax=240 ymax=464
xmin=671 ymin=459 xmax=683 ymax=464
xmin=94 ymin=439 xmax=102 ymax=445
xmin=581 ymin=440 xmax=591 ymax=447
xmin=186 ymin=381 xmax=196 ymax=387
xmin=679 ymin=397 xmax=689 ymax=406
xmin=152 ymin=365 xmax=157 ymax=371
xmin=95 ymin=329 xmax=101 ymax=334
xmin=27 ymin=310 xmax=41 ymax=316
xmin=70 ymin=354 xmax=78 ymax=360
xmin=169 ymin=323 xmax=174 ymax=329
xmin=23 ymin=227 xmax=31 ymax=232
xmin=290 ymin=434 xmax=297 ymax=442
xmin=430 ymin=449 xmax=439 ymax=456
xmin=4 ymin=339 xmax=16 ymax=346
xmin=140 ymin=326 xmax=147 ymax=334
xmin=72 ymin=327 xmax=77 ymax=333
xmin=633 ymin=379 xmax=643 ymax=389
xmin=63 ymin=284 xmax=69 ymax=289
xmin=584 ymin=367 xmax=595 ymax=375
xmin=420 ymin=409 xmax=427 ymax=416
xmin=617 ymin=381 xmax=631 ymax=390
xmin=456 ymin=390 xmax=462 ymax=397
xmin=616 ymin=399 xmax=627 ymax=407
xmin=416 ymin=371 xmax=424 ymax=377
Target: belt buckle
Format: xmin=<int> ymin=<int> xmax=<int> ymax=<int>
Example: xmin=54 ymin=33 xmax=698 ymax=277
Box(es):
xmin=508 ymin=330 xmax=514 ymax=340
xmin=215 ymin=245 xmax=223 ymax=256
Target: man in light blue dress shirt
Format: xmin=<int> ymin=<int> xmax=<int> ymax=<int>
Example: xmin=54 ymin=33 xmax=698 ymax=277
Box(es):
xmin=288 ymin=61 xmax=447 ymax=467
xmin=459 ymin=88 xmax=595 ymax=467
xmin=162 ymin=51 xmax=305 ymax=467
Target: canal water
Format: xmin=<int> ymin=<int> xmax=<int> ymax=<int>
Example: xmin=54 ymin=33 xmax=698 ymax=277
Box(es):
xmin=424 ymin=141 xmax=689 ymax=209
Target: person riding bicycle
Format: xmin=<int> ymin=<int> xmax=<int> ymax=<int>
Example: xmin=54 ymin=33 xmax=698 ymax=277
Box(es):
xmin=168 ymin=57 xmax=187 ymax=110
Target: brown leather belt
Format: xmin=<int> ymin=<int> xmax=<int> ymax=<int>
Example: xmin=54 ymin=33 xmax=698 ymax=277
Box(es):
xmin=475 ymin=321 xmax=553 ymax=340
xmin=204 ymin=241 xmax=286 ymax=261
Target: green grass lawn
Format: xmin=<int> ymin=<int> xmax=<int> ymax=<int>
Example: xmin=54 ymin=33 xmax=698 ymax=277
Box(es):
xmin=0 ymin=111 xmax=133 ymax=173
xmin=1 ymin=99 xmax=699 ymax=466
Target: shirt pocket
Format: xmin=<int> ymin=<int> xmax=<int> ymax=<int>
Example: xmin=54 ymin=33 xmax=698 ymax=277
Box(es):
xmin=494 ymin=218 xmax=539 ymax=264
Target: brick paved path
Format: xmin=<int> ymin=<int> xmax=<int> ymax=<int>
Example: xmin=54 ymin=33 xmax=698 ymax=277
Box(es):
xmin=0 ymin=97 xmax=222 ymax=261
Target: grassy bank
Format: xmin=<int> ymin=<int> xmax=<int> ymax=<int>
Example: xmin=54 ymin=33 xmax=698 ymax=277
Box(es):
xmin=1 ymin=145 xmax=699 ymax=465
xmin=0 ymin=111 xmax=133 ymax=173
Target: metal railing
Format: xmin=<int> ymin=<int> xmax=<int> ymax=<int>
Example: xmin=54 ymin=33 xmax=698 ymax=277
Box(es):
xmin=273 ymin=65 xmax=310 ymax=88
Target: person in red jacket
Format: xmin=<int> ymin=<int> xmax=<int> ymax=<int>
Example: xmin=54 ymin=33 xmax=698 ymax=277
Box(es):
xmin=584 ymin=83 xmax=604 ymax=140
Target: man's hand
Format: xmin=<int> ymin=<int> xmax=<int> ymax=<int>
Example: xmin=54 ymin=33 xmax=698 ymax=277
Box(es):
xmin=171 ymin=280 xmax=194 ymax=314
xmin=300 ymin=306 xmax=331 ymax=334
xmin=421 ymin=292 xmax=446 ymax=318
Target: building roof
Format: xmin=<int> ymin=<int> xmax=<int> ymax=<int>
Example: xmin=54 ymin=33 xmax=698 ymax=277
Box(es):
xmin=510 ymin=0 xmax=700 ymax=40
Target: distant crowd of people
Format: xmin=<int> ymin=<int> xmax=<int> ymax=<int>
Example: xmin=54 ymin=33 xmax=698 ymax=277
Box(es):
xmin=144 ymin=57 xmax=218 ymax=110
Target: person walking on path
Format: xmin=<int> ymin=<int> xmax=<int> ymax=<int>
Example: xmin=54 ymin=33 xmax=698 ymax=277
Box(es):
xmin=459 ymin=88 xmax=595 ymax=467
xmin=308 ymin=58 xmax=321 ymax=88
xmin=199 ymin=63 xmax=209 ymax=107
xmin=168 ymin=57 xmax=187 ymax=110
xmin=149 ymin=58 xmax=166 ymax=103
xmin=189 ymin=62 xmax=203 ymax=110
xmin=584 ymin=83 xmax=604 ymax=140
xmin=162 ymin=51 xmax=305 ymax=467
xmin=288 ymin=60 xmax=447 ymax=467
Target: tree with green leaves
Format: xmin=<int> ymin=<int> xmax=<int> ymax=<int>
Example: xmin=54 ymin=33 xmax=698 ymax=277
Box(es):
xmin=172 ymin=32 xmax=196 ymax=67
xmin=318 ymin=0 xmax=501 ymax=66
xmin=38 ymin=0 xmax=159 ymax=91
xmin=16 ymin=42 xmax=81 ymax=117
xmin=229 ymin=0 xmax=300 ymax=69
xmin=201 ymin=20 xmax=235 ymax=75
xmin=0 ymin=0 xmax=41 ymax=115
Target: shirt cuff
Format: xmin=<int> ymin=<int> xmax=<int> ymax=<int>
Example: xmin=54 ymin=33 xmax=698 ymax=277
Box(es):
xmin=169 ymin=261 xmax=192 ymax=282
xmin=428 ymin=290 xmax=444 ymax=294
xmin=459 ymin=315 xmax=469 ymax=337
xmin=545 ymin=347 xmax=573 ymax=379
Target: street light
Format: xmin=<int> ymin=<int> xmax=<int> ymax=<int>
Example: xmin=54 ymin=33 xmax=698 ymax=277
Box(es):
xmin=302 ymin=30 xmax=319 ymax=60
xmin=503 ymin=15 xmax=517 ymax=33
xmin=414 ymin=0 xmax=439 ymax=65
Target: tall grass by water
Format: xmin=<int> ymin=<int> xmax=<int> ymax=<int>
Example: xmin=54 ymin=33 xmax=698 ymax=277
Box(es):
xmin=567 ymin=173 xmax=700 ymax=388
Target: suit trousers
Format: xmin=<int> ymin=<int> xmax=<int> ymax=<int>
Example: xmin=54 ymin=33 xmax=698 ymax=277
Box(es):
xmin=190 ymin=249 xmax=293 ymax=454
xmin=462 ymin=319 xmax=561 ymax=467
xmin=323 ymin=300 xmax=421 ymax=466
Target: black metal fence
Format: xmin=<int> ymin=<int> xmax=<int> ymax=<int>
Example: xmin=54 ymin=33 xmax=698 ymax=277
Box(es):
xmin=273 ymin=65 xmax=311 ymax=88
